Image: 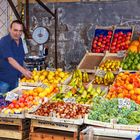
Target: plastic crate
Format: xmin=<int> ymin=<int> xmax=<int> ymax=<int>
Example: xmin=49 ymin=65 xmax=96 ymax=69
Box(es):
xmin=110 ymin=26 xmax=134 ymax=53
xmin=91 ymin=26 xmax=114 ymax=53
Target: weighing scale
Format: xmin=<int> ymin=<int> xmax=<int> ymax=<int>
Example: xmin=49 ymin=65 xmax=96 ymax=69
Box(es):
xmin=24 ymin=26 xmax=49 ymax=70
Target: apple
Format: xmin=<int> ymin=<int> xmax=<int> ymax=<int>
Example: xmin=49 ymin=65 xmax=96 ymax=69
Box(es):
xmin=92 ymin=30 xmax=113 ymax=53
xmin=110 ymin=30 xmax=132 ymax=53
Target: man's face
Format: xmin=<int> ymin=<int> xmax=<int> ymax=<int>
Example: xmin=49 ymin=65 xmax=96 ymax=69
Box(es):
xmin=9 ymin=23 xmax=23 ymax=41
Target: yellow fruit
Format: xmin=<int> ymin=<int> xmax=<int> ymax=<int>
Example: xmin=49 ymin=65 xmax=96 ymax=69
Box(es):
xmin=39 ymin=92 xmax=47 ymax=98
xmin=32 ymin=92 xmax=38 ymax=96
xmin=131 ymin=40 xmax=140 ymax=46
xmin=42 ymin=71 xmax=48 ymax=76
xmin=126 ymin=84 xmax=133 ymax=90
xmin=59 ymin=72 xmax=65 ymax=78
xmin=34 ymin=87 xmax=44 ymax=93
xmin=56 ymin=68 xmax=63 ymax=72
xmin=135 ymin=88 xmax=140 ymax=94
xmin=48 ymin=71 xmax=55 ymax=76
xmin=39 ymin=75 xmax=46 ymax=81
xmin=47 ymin=74 xmax=54 ymax=80
xmin=129 ymin=90 xmax=134 ymax=95
xmin=44 ymin=88 xmax=51 ymax=94
xmin=128 ymin=45 xmax=138 ymax=53
xmin=33 ymin=75 xmax=39 ymax=81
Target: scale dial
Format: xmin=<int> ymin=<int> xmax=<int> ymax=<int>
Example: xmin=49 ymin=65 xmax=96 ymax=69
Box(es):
xmin=32 ymin=26 xmax=49 ymax=44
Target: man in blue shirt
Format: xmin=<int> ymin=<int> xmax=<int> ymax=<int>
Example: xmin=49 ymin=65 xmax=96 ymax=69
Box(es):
xmin=0 ymin=20 xmax=32 ymax=93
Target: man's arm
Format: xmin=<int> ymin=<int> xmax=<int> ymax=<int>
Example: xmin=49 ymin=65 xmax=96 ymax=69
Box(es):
xmin=7 ymin=57 xmax=32 ymax=79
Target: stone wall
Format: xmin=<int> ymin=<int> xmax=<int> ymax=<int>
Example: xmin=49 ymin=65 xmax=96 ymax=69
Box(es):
xmin=27 ymin=0 xmax=140 ymax=70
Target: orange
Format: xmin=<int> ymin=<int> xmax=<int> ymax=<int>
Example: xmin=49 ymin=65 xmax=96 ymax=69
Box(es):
xmin=117 ymin=93 xmax=124 ymax=98
xmin=121 ymin=75 xmax=126 ymax=81
xmin=28 ymin=90 xmax=34 ymax=96
xmin=123 ymin=71 xmax=130 ymax=75
xmin=32 ymin=92 xmax=38 ymax=97
xmin=123 ymin=89 xmax=129 ymax=95
xmin=136 ymin=95 xmax=140 ymax=104
xmin=131 ymin=40 xmax=140 ymax=46
xmin=118 ymin=88 xmax=123 ymax=93
xmin=124 ymin=94 xmax=131 ymax=99
xmin=134 ymin=88 xmax=140 ymax=94
xmin=129 ymin=89 xmax=135 ymax=95
xmin=126 ymin=84 xmax=134 ymax=90
xmin=131 ymin=95 xmax=137 ymax=101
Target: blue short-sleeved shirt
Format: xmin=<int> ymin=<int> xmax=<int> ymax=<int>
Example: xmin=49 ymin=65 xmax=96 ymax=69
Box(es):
xmin=0 ymin=34 xmax=25 ymax=87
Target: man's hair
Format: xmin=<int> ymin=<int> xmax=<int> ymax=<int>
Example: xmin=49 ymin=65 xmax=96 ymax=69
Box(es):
xmin=10 ymin=20 xmax=23 ymax=28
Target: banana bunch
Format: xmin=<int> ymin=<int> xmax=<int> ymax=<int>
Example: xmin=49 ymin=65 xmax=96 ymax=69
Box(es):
xmin=82 ymin=71 xmax=89 ymax=83
xmin=71 ymin=69 xmax=89 ymax=83
xmin=104 ymin=71 xmax=115 ymax=85
xmin=93 ymin=71 xmax=115 ymax=85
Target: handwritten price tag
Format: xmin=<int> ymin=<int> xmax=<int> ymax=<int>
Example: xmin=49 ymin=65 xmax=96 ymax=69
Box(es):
xmin=61 ymin=85 xmax=73 ymax=93
xmin=5 ymin=92 xmax=19 ymax=102
xmin=95 ymin=69 xmax=106 ymax=77
xmin=117 ymin=50 xmax=126 ymax=58
xmin=118 ymin=98 xmax=131 ymax=109
xmin=63 ymin=97 xmax=76 ymax=103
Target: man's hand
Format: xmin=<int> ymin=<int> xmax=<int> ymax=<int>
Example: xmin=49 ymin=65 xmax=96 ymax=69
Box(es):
xmin=22 ymin=69 xmax=32 ymax=79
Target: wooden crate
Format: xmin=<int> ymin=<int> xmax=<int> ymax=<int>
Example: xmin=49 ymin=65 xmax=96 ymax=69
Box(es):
xmin=99 ymin=52 xmax=124 ymax=74
xmin=29 ymin=119 xmax=80 ymax=140
xmin=77 ymin=52 xmax=104 ymax=73
xmin=0 ymin=118 xmax=30 ymax=140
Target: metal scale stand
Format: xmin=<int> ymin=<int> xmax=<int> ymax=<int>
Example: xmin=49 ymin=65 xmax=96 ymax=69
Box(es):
xmin=24 ymin=26 xmax=49 ymax=71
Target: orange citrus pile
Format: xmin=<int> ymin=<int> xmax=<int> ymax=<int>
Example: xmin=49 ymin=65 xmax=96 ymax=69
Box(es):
xmin=106 ymin=71 xmax=140 ymax=104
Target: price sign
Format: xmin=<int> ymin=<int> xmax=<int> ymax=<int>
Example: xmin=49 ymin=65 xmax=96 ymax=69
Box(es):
xmin=63 ymin=97 xmax=76 ymax=103
xmin=61 ymin=85 xmax=73 ymax=93
xmin=95 ymin=69 xmax=106 ymax=77
xmin=5 ymin=92 xmax=19 ymax=102
xmin=118 ymin=98 xmax=131 ymax=109
xmin=117 ymin=50 xmax=126 ymax=58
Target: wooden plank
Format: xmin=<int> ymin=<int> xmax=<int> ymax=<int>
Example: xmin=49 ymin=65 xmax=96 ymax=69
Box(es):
xmin=30 ymin=132 xmax=74 ymax=140
xmin=21 ymin=0 xmax=80 ymax=3
xmin=31 ymin=119 xmax=79 ymax=132
xmin=0 ymin=118 xmax=21 ymax=125
xmin=0 ymin=129 xmax=23 ymax=139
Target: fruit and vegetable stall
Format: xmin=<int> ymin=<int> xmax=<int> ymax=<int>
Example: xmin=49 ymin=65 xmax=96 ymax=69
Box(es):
xmin=0 ymin=26 xmax=140 ymax=140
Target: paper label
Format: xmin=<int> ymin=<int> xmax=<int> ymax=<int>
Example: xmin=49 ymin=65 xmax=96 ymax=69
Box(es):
xmin=117 ymin=50 xmax=126 ymax=58
xmin=118 ymin=98 xmax=131 ymax=109
xmin=61 ymin=85 xmax=73 ymax=93
xmin=95 ymin=69 xmax=106 ymax=77
xmin=63 ymin=97 xmax=76 ymax=103
xmin=5 ymin=92 xmax=19 ymax=102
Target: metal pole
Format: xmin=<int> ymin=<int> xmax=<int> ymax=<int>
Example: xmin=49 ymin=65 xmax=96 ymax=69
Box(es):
xmin=54 ymin=9 xmax=58 ymax=68
xmin=7 ymin=0 xmax=28 ymax=38
xmin=7 ymin=0 xmax=21 ymax=20
xmin=25 ymin=0 xmax=30 ymax=38
xmin=35 ymin=0 xmax=55 ymax=17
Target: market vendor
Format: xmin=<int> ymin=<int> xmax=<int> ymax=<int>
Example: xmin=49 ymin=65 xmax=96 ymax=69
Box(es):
xmin=0 ymin=20 xmax=32 ymax=93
